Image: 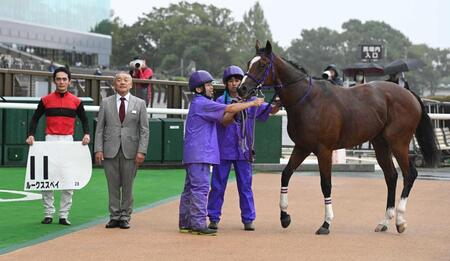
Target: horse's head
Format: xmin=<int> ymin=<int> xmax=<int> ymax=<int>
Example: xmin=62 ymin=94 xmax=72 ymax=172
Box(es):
xmin=238 ymin=40 xmax=277 ymax=100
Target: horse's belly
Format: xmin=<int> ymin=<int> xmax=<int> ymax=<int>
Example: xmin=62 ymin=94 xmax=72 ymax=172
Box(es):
xmin=341 ymin=125 xmax=383 ymax=149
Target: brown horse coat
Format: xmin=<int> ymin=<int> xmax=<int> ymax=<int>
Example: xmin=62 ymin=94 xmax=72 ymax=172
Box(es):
xmin=239 ymin=40 xmax=438 ymax=234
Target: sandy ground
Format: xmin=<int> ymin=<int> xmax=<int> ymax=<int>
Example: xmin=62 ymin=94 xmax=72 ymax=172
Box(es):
xmin=1 ymin=173 xmax=450 ymax=261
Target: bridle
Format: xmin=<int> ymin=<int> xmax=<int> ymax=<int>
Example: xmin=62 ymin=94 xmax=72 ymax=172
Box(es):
xmin=237 ymin=53 xmax=314 ymax=163
xmin=243 ymin=53 xmax=313 ymax=108
xmin=243 ymin=53 xmax=280 ymax=98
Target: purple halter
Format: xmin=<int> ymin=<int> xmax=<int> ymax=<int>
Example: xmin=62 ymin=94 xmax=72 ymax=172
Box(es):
xmin=245 ymin=53 xmax=281 ymax=94
xmin=244 ymin=53 xmax=313 ymax=107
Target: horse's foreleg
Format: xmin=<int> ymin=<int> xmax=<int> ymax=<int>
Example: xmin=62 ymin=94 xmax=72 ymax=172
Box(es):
xmin=316 ymin=149 xmax=333 ymax=235
xmin=280 ymin=147 xmax=310 ymax=228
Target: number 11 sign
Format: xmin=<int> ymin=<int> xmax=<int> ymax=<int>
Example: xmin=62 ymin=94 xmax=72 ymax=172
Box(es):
xmin=24 ymin=141 xmax=92 ymax=191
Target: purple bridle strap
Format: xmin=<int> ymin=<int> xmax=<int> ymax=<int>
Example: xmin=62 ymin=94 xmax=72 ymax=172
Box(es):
xmin=245 ymin=53 xmax=276 ymax=88
xmin=296 ymin=77 xmax=313 ymax=106
xmin=244 ymin=53 xmax=312 ymax=105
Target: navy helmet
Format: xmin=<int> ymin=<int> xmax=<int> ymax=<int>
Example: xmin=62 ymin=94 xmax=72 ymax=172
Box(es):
xmin=325 ymin=64 xmax=339 ymax=77
xmin=188 ymin=70 xmax=214 ymax=91
xmin=222 ymin=65 xmax=244 ymax=83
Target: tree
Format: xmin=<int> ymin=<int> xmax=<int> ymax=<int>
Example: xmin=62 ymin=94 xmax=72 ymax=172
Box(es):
xmin=230 ymin=1 xmax=284 ymax=67
xmin=287 ymin=27 xmax=344 ymax=76
xmin=407 ymin=44 xmax=448 ymax=95
xmin=340 ymin=19 xmax=412 ymax=65
xmin=132 ymin=2 xmax=235 ymax=76
xmin=90 ymin=19 xmax=115 ymax=36
xmin=286 ymin=19 xmax=416 ymax=79
xmin=90 ymin=17 xmax=138 ymax=67
xmin=107 ymin=2 xmax=283 ymax=77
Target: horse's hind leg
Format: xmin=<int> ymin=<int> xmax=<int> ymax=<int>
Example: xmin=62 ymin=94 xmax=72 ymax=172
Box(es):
xmin=392 ymin=143 xmax=417 ymax=233
xmin=316 ymin=149 xmax=333 ymax=235
xmin=372 ymin=136 xmax=398 ymax=232
xmin=280 ymin=147 xmax=310 ymax=228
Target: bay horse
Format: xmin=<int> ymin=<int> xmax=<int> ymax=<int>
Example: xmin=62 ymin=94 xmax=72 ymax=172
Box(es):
xmin=238 ymin=40 xmax=439 ymax=235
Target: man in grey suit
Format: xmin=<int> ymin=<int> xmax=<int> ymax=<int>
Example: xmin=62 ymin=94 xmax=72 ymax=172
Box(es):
xmin=95 ymin=72 xmax=149 ymax=229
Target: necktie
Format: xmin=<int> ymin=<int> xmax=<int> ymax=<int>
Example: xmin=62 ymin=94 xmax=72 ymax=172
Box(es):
xmin=119 ymin=97 xmax=125 ymax=123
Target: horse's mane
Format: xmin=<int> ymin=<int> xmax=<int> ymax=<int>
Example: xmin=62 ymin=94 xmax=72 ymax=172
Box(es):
xmin=281 ymin=58 xmax=308 ymax=75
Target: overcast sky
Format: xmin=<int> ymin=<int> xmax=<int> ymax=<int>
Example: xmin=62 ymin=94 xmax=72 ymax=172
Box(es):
xmin=111 ymin=0 xmax=450 ymax=49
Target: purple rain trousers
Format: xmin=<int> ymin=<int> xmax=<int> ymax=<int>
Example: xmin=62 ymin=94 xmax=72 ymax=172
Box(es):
xmin=178 ymin=94 xmax=226 ymax=230
xmin=207 ymin=159 xmax=255 ymax=224
xmin=207 ymin=95 xmax=271 ymax=225
xmin=179 ymin=163 xmax=211 ymax=230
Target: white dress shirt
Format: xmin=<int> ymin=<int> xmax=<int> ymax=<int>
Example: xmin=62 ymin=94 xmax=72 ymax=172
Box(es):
xmin=116 ymin=93 xmax=130 ymax=113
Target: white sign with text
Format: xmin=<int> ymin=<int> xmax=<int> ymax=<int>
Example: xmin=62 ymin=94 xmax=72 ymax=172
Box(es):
xmin=24 ymin=142 xmax=92 ymax=191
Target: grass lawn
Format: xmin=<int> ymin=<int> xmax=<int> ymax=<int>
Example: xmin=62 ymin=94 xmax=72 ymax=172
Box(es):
xmin=0 ymin=167 xmax=187 ymax=252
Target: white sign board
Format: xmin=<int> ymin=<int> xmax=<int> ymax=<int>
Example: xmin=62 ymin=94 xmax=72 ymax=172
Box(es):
xmin=24 ymin=141 xmax=92 ymax=191
xmin=360 ymin=44 xmax=383 ymax=60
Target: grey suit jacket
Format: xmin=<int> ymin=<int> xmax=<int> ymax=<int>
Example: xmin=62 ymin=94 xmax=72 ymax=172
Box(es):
xmin=94 ymin=94 xmax=149 ymax=159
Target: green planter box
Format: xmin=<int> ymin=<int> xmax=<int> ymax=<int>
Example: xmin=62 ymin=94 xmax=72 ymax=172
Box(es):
xmin=253 ymin=116 xmax=282 ymax=163
xmin=4 ymin=109 xmax=28 ymax=144
xmin=161 ymin=118 xmax=184 ymax=163
xmin=145 ymin=118 xmax=163 ymax=162
xmin=3 ymin=145 xmax=28 ymax=166
xmin=0 ymin=110 xmax=3 ymax=165
xmin=253 ymin=90 xmax=282 ymax=163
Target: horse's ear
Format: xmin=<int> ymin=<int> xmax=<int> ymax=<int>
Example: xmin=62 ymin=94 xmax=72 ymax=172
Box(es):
xmin=255 ymin=40 xmax=261 ymax=52
xmin=265 ymin=40 xmax=272 ymax=55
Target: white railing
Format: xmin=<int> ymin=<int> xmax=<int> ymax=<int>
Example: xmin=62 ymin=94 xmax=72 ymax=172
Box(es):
xmin=1 ymin=102 xmax=450 ymax=120
xmin=0 ymin=103 xmax=188 ymax=115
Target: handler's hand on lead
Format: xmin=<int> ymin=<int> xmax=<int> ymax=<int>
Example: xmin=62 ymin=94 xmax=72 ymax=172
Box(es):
xmin=82 ymin=134 xmax=90 ymax=145
xmin=95 ymin=152 xmax=104 ymax=165
xmin=135 ymin=152 xmax=145 ymax=166
xmin=25 ymin=135 xmax=35 ymax=145
xmin=253 ymin=98 xmax=264 ymax=107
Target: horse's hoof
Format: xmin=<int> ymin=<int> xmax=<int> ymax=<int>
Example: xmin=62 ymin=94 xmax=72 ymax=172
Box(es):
xmin=280 ymin=211 xmax=291 ymax=228
xmin=315 ymin=226 xmax=330 ymax=235
xmin=396 ymin=223 xmax=407 ymax=233
xmin=374 ymin=224 xmax=388 ymax=232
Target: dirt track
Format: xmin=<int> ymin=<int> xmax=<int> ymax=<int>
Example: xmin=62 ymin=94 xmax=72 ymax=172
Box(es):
xmin=2 ymin=174 xmax=450 ymax=261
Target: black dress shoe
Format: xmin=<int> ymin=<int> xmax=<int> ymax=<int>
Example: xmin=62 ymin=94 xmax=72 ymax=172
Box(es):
xmin=119 ymin=220 xmax=130 ymax=229
xmin=41 ymin=217 xmax=53 ymax=224
xmin=59 ymin=218 xmax=71 ymax=226
xmin=105 ymin=219 xmax=120 ymax=228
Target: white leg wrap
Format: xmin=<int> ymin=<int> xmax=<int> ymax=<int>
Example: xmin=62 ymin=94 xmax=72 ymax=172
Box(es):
xmin=380 ymin=207 xmax=395 ymax=226
xmin=324 ymin=197 xmax=334 ymax=223
xmin=280 ymin=187 xmax=288 ymax=212
xmin=396 ymin=197 xmax=408 ymax=225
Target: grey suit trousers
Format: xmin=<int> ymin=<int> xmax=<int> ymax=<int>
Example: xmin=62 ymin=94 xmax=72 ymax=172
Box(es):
xmin=103 ymin=148 xmax=137 ymax=221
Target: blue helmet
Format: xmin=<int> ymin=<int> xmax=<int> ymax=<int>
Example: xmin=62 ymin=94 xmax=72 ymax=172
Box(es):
xmin=188 ymin=70 xmax=214 ymax=91
xmin=222 ymin=65 xmax=244 ymax=83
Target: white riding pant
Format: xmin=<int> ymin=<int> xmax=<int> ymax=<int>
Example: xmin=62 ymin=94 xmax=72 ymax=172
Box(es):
xmin=42 ymin=135 xmax=74 ymax=219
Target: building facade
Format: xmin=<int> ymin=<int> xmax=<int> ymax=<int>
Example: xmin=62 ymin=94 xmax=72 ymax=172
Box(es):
xmin=0 ymin=0 xmax=111 ymax=66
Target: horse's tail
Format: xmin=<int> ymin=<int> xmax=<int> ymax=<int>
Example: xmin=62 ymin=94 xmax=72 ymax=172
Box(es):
xmin=411 ymin=91 xmax=440 ymax=167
